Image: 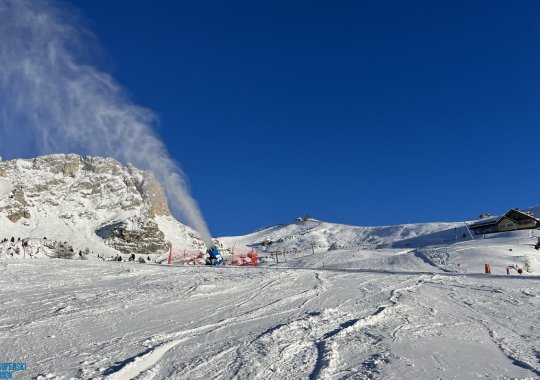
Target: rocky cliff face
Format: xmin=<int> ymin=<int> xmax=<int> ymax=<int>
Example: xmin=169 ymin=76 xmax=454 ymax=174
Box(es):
xmin=0 ymin=154 xmax=205 ymax=256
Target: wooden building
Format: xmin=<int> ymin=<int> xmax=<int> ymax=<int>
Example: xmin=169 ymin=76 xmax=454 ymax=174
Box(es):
xmin=468 ymin=209 xmax=540 ymax=235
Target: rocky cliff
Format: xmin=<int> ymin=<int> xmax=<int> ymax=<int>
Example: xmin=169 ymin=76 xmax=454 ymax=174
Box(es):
xmin=0 ymin=154 xmax=205 ymax=256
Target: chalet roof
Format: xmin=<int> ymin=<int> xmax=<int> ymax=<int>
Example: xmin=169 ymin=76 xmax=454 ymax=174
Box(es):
xmin=468 ymin=217 xmax=500 ymax=228
xmin=468 ymin=208 xmax=540 ymax=229
xmin=505 ymin=208 xmax=538 ymax=221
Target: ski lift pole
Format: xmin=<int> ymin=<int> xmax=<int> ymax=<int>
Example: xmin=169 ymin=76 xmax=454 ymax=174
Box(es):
xmin=167 ymin=245 xmax=172 ymax=265
xmin=464 ymin=223 xmax=490 ymax=273
xmin=231 ymin=243 xmax=236 ymax=265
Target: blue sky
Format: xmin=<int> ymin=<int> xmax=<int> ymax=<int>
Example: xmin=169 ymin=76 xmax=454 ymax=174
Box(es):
xmin=70 ymin=0 xmax=540 ymax=236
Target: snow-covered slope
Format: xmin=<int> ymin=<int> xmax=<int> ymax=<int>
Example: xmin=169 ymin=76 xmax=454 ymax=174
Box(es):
xmin=270 ymin=232 xmax=540 ymax=275
xmin=0 ymin=154 xmax=205 ymax=259
xmin=2 ymin=259 xmax=539 ymax=379
xmin=219 ymin=214 xmax=540 ymax=275
xmin=219 ymin=217 xmax=471 ymax=254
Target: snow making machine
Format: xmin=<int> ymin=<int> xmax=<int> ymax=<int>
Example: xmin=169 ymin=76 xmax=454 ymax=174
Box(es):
xmin=206 ymin=246 xmax=224 ymax=266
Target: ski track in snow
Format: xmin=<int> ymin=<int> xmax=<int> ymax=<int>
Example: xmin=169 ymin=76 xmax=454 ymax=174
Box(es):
xmin=1 ymin=260 xmax=539 ymax=379
xmin=105 ymin=338 xmax=189 ymax=380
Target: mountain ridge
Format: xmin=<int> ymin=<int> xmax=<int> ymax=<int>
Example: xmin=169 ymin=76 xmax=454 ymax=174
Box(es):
xmin=1 ymin=154 xmax=539 ymax=262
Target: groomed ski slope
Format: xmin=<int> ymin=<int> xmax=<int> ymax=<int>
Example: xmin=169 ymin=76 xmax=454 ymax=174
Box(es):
xmin=1 ymin=259 xmax=539 ymax=379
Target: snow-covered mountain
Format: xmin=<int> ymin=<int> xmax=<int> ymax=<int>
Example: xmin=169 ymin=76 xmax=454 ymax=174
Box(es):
xmin=1 ymin=153 xmax=539 ymax=268
xmin=219 ymin=204 xmax=540 ymax=253
xmin=218 ymin=216 xmax=472 ymax=254
xmin=0 ymin=154 xmax=205 ymax=258
xmin=217 ymin=213 xmax=540 ymax=274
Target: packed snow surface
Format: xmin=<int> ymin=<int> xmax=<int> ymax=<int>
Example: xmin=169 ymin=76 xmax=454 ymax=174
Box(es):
xmin=1 ymin=259 xmax=539 ymax=379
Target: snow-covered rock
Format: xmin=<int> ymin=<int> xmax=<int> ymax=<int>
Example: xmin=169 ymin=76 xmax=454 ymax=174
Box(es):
xmin=0 ymin=154 xmax=205 ymax=258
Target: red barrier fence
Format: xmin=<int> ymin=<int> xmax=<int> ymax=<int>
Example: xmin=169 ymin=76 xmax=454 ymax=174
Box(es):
xmin=167 ymin=247 xmax=258 ymax=267
xmin=231 ymin=249 xmax=258 ymax=267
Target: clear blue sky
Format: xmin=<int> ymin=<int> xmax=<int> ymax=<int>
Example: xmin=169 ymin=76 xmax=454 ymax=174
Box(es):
xmin=70 ymin=0 xmax=540 ymax=236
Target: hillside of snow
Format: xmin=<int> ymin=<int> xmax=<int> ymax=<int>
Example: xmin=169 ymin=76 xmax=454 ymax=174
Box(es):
xmin=218 ymin=217 xmax=471 ymax=254
xmin=218 ymin=213 xmax=540 ymax=276
xmin=273 ymin=231 xmax=540 ymax=276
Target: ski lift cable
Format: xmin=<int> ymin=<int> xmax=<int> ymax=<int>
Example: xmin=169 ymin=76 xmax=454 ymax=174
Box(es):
xmin=464 ymin=222 xmax=487 ymax=265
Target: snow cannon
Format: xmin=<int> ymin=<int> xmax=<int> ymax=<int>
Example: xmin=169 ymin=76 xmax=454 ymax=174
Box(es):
xmin=206 ymin=246 xmax=224 ymax=266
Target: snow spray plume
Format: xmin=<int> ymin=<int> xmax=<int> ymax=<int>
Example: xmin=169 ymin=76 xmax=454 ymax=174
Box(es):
xmin=0 ymin=0 xmax=214 ymax=247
